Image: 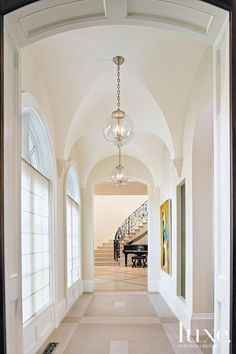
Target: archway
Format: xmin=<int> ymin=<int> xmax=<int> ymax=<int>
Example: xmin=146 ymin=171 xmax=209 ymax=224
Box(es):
xmin=81 ymin=155 xmax=158 ymax=293
xmin=93 ymin=180 xmax=148 ymax=292
xmin=0 ymin=2 xmax=231 ymax=354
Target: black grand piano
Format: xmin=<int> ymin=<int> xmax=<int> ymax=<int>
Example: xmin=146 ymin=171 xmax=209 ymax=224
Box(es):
xmin=123 ymin=244 xmax=148 ymax=266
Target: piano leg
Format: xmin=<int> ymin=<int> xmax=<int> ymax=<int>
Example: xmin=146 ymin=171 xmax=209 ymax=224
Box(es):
xmin=125 ymin=253 xmax=128 ymax=266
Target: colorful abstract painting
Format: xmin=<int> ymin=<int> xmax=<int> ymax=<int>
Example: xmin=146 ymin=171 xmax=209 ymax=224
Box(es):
xmin=160 ymin=199 xmax=172 ymax=274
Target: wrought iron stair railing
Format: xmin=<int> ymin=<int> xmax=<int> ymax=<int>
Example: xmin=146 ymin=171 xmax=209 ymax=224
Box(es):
xmin=114 ymin=200 xmax=148 ymax=260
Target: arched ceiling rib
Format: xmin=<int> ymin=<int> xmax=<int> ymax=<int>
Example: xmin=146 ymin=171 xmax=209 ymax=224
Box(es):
xmin=70 ymin=132 xmax=169 ymax=188
xmin=65 ymin=70 xmax=174 ymax=159
xmin=7 ymin=0 xmax=228 ymax=46
xmin=86 ymin=155 xmax=155 ymax=189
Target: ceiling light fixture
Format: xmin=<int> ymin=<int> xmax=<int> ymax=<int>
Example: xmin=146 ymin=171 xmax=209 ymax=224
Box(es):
xmin=103 ymin=56 xmax=134 ymax=147
xmin=111 ymin=146 xmax=128 ymax=186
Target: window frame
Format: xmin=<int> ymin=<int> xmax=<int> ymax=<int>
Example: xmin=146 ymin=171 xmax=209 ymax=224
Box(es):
xmin=21 ymin=108 xmax=53 ymax=326
xmin=66 ymin=166 xmax=81 ymax=291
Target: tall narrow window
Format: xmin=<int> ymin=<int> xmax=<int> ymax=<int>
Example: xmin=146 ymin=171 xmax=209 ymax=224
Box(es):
xmin=177 ymin=181 xmax=186 ymax=299
xmin=66 ymin=167 xmax=80 ymax=288
xmin=21 ymin=107 xmax=52 ymax=324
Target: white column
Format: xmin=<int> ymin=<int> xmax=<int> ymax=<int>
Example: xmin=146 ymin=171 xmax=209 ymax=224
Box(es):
xmin=54 ymin=171 xmax=66 ymax=326
xmin=148 ymin=187 xmax=160 ymax=292
xmin=81 ymin=187 xmax=94 ymax=292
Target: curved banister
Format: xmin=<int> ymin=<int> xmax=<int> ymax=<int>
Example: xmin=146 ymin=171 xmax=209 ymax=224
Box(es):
xmin=114 ymin=200 xmax=148 ymax=260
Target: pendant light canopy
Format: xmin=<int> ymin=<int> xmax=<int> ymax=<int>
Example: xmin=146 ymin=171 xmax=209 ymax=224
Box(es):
xmin=103 ymin=56 xmax=134 ymax=147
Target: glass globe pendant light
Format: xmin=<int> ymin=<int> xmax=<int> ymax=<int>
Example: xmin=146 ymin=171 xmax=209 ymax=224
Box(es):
xmin=103 ymin=56 xmax=134 ymax=147
xmin=111 ymin=146 xmax=128 ymax=186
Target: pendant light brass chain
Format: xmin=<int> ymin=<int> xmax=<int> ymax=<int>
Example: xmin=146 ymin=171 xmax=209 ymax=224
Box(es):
xmin=117 ymin=63 xmax=121 ymax=110
xmin=119 ymin=146 xmax=121 ymax=166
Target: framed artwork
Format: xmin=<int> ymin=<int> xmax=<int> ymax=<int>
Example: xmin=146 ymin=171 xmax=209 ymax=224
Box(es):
xmin=160 ymin=199 xmax=172 ymax=274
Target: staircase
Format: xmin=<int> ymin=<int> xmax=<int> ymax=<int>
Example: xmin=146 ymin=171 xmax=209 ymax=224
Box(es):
xmin=94 ymin=239 xmax=115 ymax=266
xmin=123 ymin=217 xmax=148 ymax=244
xmin=114 ymin=200 xmax=148 ymax=260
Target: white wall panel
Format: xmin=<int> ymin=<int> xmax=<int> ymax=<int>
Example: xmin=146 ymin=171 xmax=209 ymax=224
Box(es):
xmin=4 ymin=24 xmax=23 ymax=354
xmin=213 ymin=22 xmax=230 ymax=354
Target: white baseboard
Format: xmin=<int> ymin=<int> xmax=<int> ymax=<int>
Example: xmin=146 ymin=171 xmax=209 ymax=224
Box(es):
xmin=24 ymin=304 xmax=54 ymax=354
xmin=82 ymin=280 xmax=94 ymax=293
xmin=67 ymin=280 xmax=82 ymax=310
xmin=159 ymin=283 xmax=191 ymax=330
xmin=159 ymin=282 xmax=214 ymax=334
xmin=191 ymin=313 xmax=214 ymax=332
xmin=55 ymin=297 xmax=67 ymax=327
xmin=148 ymin=279 xmax=160 ymax=292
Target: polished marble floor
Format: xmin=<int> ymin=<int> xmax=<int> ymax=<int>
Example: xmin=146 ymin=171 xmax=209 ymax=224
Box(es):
xmin=38 ymin=291 xmax=212 ymax=354
xmin=94 ymin=265 xmax=147 ymax=292
xmin=37 ymin=266 xmax=213 ymax=354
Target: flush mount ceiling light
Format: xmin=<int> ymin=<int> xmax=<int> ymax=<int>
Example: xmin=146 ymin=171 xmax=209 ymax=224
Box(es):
xmin=111 ymin=146 xmax=128 ymax=187
xmin=103 ymin=56 xmax=134 ymax=147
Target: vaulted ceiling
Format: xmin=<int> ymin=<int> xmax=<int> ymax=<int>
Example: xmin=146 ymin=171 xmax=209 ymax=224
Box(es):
xmin=23 ymin=25 xmax=207 ymax=156
xmin=13 ymin=0 xmax=227 ymax=186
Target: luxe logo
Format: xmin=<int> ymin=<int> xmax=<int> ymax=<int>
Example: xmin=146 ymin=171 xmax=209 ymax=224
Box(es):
xmin=179 ymin=321 xmax=231 ymax=345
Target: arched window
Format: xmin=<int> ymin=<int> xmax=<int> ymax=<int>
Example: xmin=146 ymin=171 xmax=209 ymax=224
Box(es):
xmin=66 ymin=167 xmax=80 ymax=288
xmin=21 ymin=107 xmax=52 ymax=324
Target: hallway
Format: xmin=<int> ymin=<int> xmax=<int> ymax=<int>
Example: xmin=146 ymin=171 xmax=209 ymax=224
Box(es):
xmin=94 ymin=265 xmax=147 ymax=292
xmin=38 ymin=292 xmax=212 ymax=354
xmin=2 ymin=1 xmax=231 ymax=353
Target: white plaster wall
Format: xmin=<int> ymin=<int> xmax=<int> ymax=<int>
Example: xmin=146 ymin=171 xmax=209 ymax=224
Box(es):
xmin=192 ymin=108 xmax=213 ymax=315
xmin=158 ymin=47 xmax=214 ymax=331
xmin=21 ymin=48 xmax=56 ymax=149
xmin=184 ymin=47 xmax=214 ymax=328
xmin=94 ymin=195 xmax=147 ymax=248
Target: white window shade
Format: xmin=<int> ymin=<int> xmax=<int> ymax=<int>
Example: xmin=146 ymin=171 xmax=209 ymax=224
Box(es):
xmin=21 ymin=159 xmax=51 ymax=324
xmin=67 ymin=196 xmax=80 ymax=288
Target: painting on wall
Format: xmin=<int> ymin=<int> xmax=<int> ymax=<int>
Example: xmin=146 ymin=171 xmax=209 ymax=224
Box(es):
xmin=160 ymin=199 xmax=172 ymax=274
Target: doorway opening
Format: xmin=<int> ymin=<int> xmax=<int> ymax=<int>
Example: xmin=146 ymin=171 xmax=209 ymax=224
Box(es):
xmin=93 ymin=182 xmax=148 ymax=292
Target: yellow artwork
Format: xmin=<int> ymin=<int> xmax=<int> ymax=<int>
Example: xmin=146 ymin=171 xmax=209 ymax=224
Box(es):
xmin=160 ymin=199 xmax=172 ymax=274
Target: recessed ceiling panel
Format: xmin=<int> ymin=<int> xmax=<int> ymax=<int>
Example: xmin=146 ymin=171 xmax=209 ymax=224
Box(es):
xmin=126 ymin=0 xmax=214 ymax=35
xmin=19 ymin=0 xmax=106 ymax=38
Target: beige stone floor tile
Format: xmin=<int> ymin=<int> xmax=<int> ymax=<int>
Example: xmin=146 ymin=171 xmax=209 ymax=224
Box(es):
xmin=124 ymin=277 xmax=147 ymax=287
xmin=163 ymin=323 xmax=204 ymax=354
xmin=80 ymin=316 xmax=161 ymax=324
xmin=97 ymin=273 xmax=143 ymax=281
xmin=64 ymin=323 xmax=174 ymax=354
xmin=37 ymin=323 xmax=77 ymax=354
xmin=94 ymin=269 xmax=114 ymax=275
xmin=84 ymin=293 xmax=157 ymax=317
xmin=160 ymin=316 xmax=179 ymax=324
xmin=95 ymin=291 xmax=148 ymax=295
xmin=94 ymin=277 xmax=114 ymax=284
xmin=67 ymin=294 xmax=93 ymax=318
xmin=95 ymin=281 xmax=146 ymax=292
xmin=149 ymin=293 xmax=176 ymax=319
xmin=95 ymin=265 xmax=147 ymax=274
xmin=62 ymin=316 xmax=80 ymax=323
xmin=94 ymin=265 xmax=148 ymax=292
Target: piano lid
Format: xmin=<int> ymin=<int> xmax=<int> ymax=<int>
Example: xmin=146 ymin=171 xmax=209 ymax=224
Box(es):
xmin=123 ymin=244 xmax=148 ymax=251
